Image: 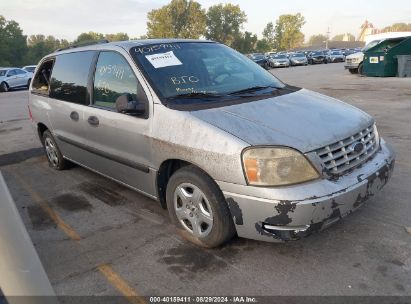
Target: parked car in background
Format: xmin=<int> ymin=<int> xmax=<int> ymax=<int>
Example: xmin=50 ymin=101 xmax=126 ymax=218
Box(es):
xmin=249 ymin=53 xmax=269 ymax=70
xmin=289 ymin=53 xmax=308 ymax=66
xmin=22 ymin=65 xmax=37 ymax=73
xmin=328 ymin=50 xmax=345 ymax=63
xmin=0 ymin=68 xmax=32 ymax=92
xmin=29 ymin=39 xmax=395 ymax=247
xmin=308 ymin=51 xmax=328 ymax=64
xmin=268 ymin=54 xmax=290 ymax=68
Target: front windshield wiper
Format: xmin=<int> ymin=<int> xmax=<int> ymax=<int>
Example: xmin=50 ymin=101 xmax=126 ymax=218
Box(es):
xmin=166 ymin=92 xmax=223 ymax=99
xmin=228 ymin=85 xmax=280 ymax=95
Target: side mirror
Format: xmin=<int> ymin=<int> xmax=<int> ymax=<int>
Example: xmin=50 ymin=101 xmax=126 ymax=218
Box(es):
xmin=115 ymin=94 xmax=146 ymax=116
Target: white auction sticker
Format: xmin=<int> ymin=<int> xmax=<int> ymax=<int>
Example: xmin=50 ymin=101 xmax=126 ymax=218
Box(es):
xmin=145 ymin=51 xmax=182 ymax=69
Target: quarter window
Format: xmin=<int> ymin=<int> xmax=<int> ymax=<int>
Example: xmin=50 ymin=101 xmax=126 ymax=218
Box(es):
xmin=50 ymin=51 xmax=95 ymax=105
xmin=93 ymin=51 xmax=138 ymax=109
xmin=7 ymin=70 xmax=16 ymax=77
xmin=32 ymin=59 xmax=54 ymax=95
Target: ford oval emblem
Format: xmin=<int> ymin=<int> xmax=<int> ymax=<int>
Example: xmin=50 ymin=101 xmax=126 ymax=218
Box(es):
xmin=350 ymin=142 xmax=365 ymax=154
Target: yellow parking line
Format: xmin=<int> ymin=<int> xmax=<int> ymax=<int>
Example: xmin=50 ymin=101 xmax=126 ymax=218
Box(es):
xmin=9 ymin=171 xmax=145 ymax=303
xmin=98 ymin=264 xmax=146 ymax=304
xmin=12 ymin=171 xmax=81 ymax=241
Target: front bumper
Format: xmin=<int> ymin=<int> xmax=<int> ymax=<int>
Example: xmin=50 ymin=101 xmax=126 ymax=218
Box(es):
xmin=272 ymin=62 xmax=289 ymax=67
xmin=345 ymin=62 xmax=360 ymax=69
xmin=218 ymin=140 xmax=395 ymax=242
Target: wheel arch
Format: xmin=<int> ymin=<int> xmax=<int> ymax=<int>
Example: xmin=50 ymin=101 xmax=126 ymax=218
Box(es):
xmin=156 ymin=159 xmax=215 ymax=209
xmin=37 ymin=122 xmax=49 ymax=143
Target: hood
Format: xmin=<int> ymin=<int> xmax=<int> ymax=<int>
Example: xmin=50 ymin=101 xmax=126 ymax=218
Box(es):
xmin=190 ymin=89 xmax=373 ymax=152
xmin=347 ymin=52 xmax=364 ymax=59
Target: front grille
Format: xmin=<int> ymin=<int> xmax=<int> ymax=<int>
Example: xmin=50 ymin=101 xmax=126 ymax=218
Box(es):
xmin=315 ymin=125 xmax=379 ymax=175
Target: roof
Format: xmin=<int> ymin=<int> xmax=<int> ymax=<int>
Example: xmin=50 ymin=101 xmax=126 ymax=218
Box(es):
xmin=52 ymin=39 xmax=215 ymax=55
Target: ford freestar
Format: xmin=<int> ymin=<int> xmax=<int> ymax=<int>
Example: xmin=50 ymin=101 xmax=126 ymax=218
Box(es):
xmin=29 ymin=39 xmax=395 ymax=247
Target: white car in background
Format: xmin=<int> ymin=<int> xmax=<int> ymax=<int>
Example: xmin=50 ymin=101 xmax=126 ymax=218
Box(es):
xmin=0 ymin=68 xmax=32 ymax=92
xmin=22 ymin=65 xmax=37 ymax=77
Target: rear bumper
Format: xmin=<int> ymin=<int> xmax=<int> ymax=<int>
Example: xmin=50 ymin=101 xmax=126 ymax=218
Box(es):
xmin=218 ymin=139 xmax=395 ymax=242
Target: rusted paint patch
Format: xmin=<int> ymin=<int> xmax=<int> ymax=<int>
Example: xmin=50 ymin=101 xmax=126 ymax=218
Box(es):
xmin=226 ymin=198 xmax=243 ymax=225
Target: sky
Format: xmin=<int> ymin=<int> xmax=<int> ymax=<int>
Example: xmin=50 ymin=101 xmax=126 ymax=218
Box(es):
xmin=1 ymin=0 xmax=410 ymax=41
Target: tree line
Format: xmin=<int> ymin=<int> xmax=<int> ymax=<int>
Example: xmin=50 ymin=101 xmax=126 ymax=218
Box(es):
xmin=1 ymin=0 xmax=410 ymax=67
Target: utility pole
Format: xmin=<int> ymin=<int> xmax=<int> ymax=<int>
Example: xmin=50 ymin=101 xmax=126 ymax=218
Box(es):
xmin=326 ymin=27 xmax=331 ymax=49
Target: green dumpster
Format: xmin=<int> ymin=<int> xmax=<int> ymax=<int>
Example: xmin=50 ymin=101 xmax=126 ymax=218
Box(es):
xmin=363 ymin=37 xmax=411 ymax=77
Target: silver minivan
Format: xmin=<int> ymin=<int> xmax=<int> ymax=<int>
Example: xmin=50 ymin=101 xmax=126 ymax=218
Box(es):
xmin=29 ymin=39 xmax=395 ymax=247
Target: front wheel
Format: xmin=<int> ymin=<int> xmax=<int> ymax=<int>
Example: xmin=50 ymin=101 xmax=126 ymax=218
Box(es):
xmin=358 ymin=63 xmax=364 ymax=75
xmin=0 ymin=82 xmax=8 ymax=92
xmin=349 ymin=68 xmax=358 ymax=74
xmin=166 ymin=166 xmax=235 ymax=248
xmin=27 ymin=79 xmax=31 ymax=88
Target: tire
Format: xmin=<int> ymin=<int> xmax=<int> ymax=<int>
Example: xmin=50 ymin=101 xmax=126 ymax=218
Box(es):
xmin=0 ymin=82 xmax=8 ymax=92
xmin=166 ymin=165 xmax=235 ymax=248
xmin=358 ymin=62 xmax=364 ymax=75
xmin=349 ymin=68 xmax=358 ymax=74
xmin=42 ymin=130 xmax=69 ymax=170
xmin=27 ymin=79 xmax=31 ymax=88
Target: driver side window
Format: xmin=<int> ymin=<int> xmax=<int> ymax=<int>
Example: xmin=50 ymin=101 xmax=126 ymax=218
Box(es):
xmin=93 ymin=51 xmax=138 ymax=109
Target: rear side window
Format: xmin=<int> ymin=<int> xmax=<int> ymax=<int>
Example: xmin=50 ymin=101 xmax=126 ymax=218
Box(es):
xmin=50 ymin=51 xmax=95 ymax=105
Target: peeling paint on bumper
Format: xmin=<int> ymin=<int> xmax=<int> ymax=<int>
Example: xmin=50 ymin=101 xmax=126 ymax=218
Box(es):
xmin=218 ymin=140 xmax=395 ymax=242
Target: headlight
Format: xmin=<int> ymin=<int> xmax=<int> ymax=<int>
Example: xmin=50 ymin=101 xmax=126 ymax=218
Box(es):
xmin=242 ymin=147 xmax=320 ymax=186
xmin=373 ymin=124 xmax=380 ymax=147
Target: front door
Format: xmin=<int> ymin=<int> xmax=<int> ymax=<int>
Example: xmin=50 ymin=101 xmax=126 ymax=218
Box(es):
xmin=82 ymin=50 xmax=155 ymax=197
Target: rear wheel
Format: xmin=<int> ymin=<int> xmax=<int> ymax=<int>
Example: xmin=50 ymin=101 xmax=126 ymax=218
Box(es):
xmin=42 ymin=130 xmax=69 ymax=170
xmin=166 ymin=165 xmax=235 ymax=248
xmin=0 ymin=82 xmax=8 ymax=92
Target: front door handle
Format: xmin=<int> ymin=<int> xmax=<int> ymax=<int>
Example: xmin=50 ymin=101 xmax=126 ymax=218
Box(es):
xmin=87 ymin=116 xmax=99 ymax=126
xmin=70 ymin=111 xmax=79 ymax=121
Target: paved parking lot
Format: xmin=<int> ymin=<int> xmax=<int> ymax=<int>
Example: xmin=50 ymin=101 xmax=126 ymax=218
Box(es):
xmin=1 ymin=63 xmax=410 ymax=298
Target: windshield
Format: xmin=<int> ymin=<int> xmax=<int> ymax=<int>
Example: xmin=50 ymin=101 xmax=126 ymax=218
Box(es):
xmin=251 ymin=54 xmax=265 ymax=60
xmin=24 ymin=66 xmax=36 ymax=72
xmin=0 ymin=70 xmax=7 ymax=76
xmin=363 ymin=40 xmax=381 ymax=52
xmin=130 ymin=42 xmax=285 ymax=102
xmin=291 ymin=54 xmax=304 ymax=58
xmin=311 ymin=52 xmax=322 ymax=56
xmin=331 ymin=51 xmax=342 ymax=55
xmin=274 ymin=55 xmax=288 ymax=59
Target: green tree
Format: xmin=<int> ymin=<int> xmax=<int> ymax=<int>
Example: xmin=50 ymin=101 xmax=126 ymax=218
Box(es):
xmin=274 ymin=13 xmax=305 ymax=51
xmin=308 ymin=34 xmax=328 ymax=46
xmin=74 ymin=31 xmax=105 ymax=44
xmin=382 ymin=23 xmax=411 ymax=32
xmin=0 ymin=15 xmax=27 ymax=66
xmin=146 ymin=0 xmax=206 ymax=39
xmin=105 ymin=33 xmax=129 ymax=42
xmin=262 ymin=22 xmax=276 ymax=50
xmin=232 ymin=31 xmax=257 ymax=54
xmin=256 ymin=39 xmax=271 ymax=53
xmin=332 ymin=33 xmax=355 ymax=41
xmin=25 ymin=35 xmax=62 ymax=64
xmin=206 ymin=3 xmax=247 ymax=46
